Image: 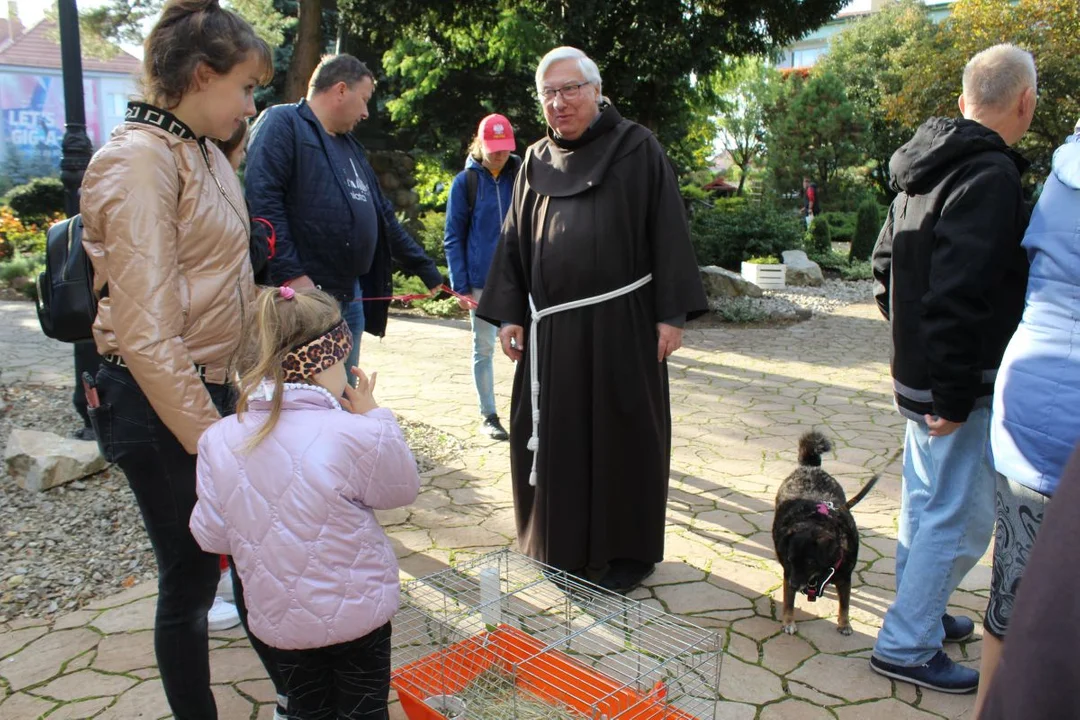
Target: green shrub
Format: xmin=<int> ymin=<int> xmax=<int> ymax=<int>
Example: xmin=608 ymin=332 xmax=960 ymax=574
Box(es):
xmin=679 ymin=183 xmax=708 ymax=204
xmin=415 ymin=211 xmax=447 ymax=266
xmin=841 ymin=259 xmax=873 ymax=281
xmin=714 ymin=297 xmax=769 ymax=324
xmin=5 ymin=177 xmax=65 ymax=222
xmin=690 ymin=198 xmax=803 ymax=270
xmin=822 ymin=211 xmax=856 ymax=243
xmin=0 ymin=251 xmax=44 ymax=299
xmin=849 ymin=200 xmax=881 ymax=262
xmin=809 ymin=250 xmax=852 ymax=272
xmin=806 ymin=216 xmax=832 ymax=256
xmin=745 ymin=255 xmax=781 ymax=264
xmin=392 ymin=265 xmax=463 ymax=318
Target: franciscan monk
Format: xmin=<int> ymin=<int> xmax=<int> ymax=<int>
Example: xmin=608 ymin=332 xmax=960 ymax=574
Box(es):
xmin=477 ymin=46 xmax=707 ymax=593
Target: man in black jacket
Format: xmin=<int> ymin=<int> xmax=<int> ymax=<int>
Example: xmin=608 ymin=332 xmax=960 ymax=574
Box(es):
xmin=245 ymin=55 xmax=442 ymax=377
xmin=870 ymin=44 xmax=1036 ymax=694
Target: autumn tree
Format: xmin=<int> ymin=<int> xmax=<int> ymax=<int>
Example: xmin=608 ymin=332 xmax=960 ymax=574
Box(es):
xmin=888 ymin=0 xmax=1079 ymax=179
xmin=816 ymin=0 xmax=937 ymax=199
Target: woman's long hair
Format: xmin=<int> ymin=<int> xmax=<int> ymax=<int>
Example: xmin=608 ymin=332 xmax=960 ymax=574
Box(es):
xmin=235 ymin=287 xmax=342 ymax=449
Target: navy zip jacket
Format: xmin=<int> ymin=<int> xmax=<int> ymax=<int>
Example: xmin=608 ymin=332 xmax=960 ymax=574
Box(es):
xmin=872 ymin=117 xmax=1030 ymax=423
xmin=245 ymin=100 xmax=442 ymax=337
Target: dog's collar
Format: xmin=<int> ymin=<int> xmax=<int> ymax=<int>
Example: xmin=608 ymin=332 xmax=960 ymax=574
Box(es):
xmin=815 ymin=500 xmax=836 ymax=515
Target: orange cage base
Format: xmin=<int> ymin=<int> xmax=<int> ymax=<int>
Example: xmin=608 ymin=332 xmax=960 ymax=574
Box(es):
xmin=392 ymin=625 xmax=700 ymax=720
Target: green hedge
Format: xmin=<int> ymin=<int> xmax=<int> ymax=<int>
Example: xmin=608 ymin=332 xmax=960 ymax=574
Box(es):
xmin=5 ymin=177 xmax=64 ymax=222
xmin=849 ymin=200 xmax=881 ymax=262
xmin=806 ymin=216 xmax=832 ymax=256
xmin=689 ymin=198 xmax=803 ymax=270
xmin=822 ymin=211 xmax=856 ymax=243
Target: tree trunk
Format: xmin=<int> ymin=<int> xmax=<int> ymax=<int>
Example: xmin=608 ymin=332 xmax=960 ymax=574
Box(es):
xmin=284 ymin=0 xmax=323 ymax=103
xmin=736 ymin=169 xmax=747 ymax=196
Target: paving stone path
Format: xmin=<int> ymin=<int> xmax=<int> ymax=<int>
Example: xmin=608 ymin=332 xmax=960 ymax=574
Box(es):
xmin=0 ymin=299 xmax=984 ymax=719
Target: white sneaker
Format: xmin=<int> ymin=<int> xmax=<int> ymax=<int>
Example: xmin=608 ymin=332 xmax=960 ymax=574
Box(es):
xmin=207 ymin=597 xmax=241 ymax=632
xmin=217 ymin=568 xmax=234 ymax=602
xmin=274 ymin=694 xmax=288 ymax=720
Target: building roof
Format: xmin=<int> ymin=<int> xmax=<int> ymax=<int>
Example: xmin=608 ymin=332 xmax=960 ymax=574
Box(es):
xmin=0 ymin=20 xmax=140 ymax=76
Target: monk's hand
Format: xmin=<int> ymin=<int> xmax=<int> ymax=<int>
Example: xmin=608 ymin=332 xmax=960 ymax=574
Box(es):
xmin=924 ymin=414 xmax=963 ymax=438
xmin=657 ymin=323 xmax=683 ymax=362
xmin=499 ymin=324 xmax=525 ymax=362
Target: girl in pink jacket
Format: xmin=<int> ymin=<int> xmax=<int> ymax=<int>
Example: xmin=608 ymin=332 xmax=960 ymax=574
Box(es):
xmin=190 ymin=286 xmax=420 ymax=719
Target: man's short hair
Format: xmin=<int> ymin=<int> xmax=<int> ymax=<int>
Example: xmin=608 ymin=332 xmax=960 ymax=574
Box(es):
xmin=962 ymin=44 xmax=1037 ymax=111
xmin=309 ymin=54 xmax=374 ymax=94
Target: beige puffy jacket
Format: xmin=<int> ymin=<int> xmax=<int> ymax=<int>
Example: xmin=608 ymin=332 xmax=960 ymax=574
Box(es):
xmin=81 ymin=105 xmax=256 ymax=453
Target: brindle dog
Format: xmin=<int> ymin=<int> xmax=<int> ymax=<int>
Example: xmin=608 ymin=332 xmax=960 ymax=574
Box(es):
xmin=772 ymin=432 xmax=879 ymax=636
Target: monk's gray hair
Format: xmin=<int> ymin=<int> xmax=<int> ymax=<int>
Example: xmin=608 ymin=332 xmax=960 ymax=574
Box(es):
xmin=535 ymin=47 xmax=602 ymax=97
xmin=962 ymin=44 xmax=1037 ymax=111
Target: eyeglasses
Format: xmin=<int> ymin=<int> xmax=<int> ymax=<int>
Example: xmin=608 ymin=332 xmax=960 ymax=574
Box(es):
xmin=538 ymin=82 xmax=591 ymax=103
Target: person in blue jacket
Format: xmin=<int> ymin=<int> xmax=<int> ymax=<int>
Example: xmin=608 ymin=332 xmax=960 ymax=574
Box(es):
xmin=443 ymin=114 xmax=520 ymax=440
xmin=975 ymin=119 xmax=1080 ymax=715
xmin=245 ymin=54 xmax=442 ymax=381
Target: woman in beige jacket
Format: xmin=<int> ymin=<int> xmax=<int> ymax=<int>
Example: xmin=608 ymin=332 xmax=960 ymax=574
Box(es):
xmin=79 ymin=1 xmax=272 ymax=717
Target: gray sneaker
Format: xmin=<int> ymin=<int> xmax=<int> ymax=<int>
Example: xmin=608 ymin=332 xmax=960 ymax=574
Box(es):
xmin=480 ymin=415 xmax=509 ymax=441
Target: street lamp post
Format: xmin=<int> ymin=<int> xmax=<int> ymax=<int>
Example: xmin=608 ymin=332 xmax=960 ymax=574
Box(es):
xmin=57 ymin=0 xmax=93 ymax=219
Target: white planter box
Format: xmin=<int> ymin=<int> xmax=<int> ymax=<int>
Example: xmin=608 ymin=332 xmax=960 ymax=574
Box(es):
xmin=741 ymin=262 xmax=786 ymax=289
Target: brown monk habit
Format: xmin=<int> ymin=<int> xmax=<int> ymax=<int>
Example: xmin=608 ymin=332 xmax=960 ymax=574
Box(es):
xmin=477 ymin=104 xmax=707 ymax=574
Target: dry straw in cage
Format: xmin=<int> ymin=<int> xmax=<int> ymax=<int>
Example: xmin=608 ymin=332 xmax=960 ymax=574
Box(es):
xmin=391 ymin=549 xmax=723 ymax=719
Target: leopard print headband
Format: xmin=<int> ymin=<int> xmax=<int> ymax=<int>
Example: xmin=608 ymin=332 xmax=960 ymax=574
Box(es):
xmin=281 ymin=320 xmax=353 ymax=383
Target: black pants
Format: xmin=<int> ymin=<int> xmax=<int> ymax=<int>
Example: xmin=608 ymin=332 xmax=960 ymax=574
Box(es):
xmin=260 ymin=623 xmax=393 ymax=720
xmin=91 ymin=364 xmax=233 ymax=720
xmin=229 ymin=558 xmax=288 ymax=702
xmin=72 ymin=341 xmax=101 ymax=428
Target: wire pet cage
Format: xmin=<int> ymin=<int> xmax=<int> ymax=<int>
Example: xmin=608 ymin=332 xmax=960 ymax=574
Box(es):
xmin=391 ymin=549 xmax=723 ymax=719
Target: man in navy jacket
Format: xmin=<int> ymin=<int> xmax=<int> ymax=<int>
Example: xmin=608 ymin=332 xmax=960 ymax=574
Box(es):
xmin=246 ymin=54 xmax=442 ymax=374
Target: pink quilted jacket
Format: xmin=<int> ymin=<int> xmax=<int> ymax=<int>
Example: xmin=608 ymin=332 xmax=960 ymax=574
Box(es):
xmin=190 ymin=385 xmax=420 ymax=650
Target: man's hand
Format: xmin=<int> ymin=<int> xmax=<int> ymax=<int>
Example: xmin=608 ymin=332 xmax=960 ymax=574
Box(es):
xmin=286 ymin=275 xmax=316 ymax=291
xmin=457 ymin=297 xmax=473 ymax=311
xmin=427 ymin=284 xmax=443 ymax=297
xmin=925 ymin=414 xmax=963 ymax=438
xmin=499 ymin=324 xmax=525 ymax=362
xmin=657 ymin=323 xmax=683 ymax=362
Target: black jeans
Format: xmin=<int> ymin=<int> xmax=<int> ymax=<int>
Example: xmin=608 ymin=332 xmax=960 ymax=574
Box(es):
xmin=229 ymin=558 xmax=288 ymax=703
xmin=91 ymin=364 xmax=233 ymax=720
xmin=72 ymin=341 xmax=101 ymax=428
xmin=260 ymin=622 xmax=393 ymax=720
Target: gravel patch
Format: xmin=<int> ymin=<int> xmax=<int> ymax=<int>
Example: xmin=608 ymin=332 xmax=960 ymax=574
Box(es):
xmin=0 ymin=383 xmax=468 ymax=621
xmin=708 ymin=279 xmax=874 ymax=323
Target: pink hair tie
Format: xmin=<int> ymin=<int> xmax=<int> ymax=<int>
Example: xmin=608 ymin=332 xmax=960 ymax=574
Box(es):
xmin=279 ymin=286 xmax=296 ymax=300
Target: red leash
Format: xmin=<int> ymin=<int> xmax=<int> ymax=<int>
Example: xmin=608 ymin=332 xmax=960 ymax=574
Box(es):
xmin=356 ymin=283 xmax=478 ymax=309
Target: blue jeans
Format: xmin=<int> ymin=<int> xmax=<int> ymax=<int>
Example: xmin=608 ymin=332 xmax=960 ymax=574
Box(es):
xmin=470 ymin=297 xmax=498 ymax=418
xmin=873 ymin=407 xmax=997 ymax=666
xmin=340 ymin=280 xmax=364 ymax=386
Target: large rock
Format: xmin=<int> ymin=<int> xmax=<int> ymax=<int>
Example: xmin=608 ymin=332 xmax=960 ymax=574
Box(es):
xmin=700 ymin=266 xmax=764 ymax=298
xmin=781 ymin=250 xmax=824 ymax=287
xmin=4 ymin=429 xmax=107 ymax=492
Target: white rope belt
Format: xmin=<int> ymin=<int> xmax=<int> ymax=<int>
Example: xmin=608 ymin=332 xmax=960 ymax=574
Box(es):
xmin=526 ymin=274 xmax=653 ymax=487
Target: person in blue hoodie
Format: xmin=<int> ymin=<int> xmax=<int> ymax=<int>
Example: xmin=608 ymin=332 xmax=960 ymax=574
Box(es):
xmin=975 ymin=120 xmax=1080 ymax=716
xmin=443 ymin=114 xmax=521 ymax=440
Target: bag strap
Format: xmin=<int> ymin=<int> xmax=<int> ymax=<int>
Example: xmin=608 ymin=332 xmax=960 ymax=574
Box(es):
xmin=465 ymin=167 xmax=479 ymax=216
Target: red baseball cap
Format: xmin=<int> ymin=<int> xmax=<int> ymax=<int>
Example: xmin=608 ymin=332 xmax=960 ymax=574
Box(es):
xmin=478 ymin=114 xmax=516 ymax=153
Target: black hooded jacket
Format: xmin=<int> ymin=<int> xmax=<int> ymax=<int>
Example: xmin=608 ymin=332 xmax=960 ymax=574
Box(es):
xmin=872 ymin=117 xmax=1029 ymax=423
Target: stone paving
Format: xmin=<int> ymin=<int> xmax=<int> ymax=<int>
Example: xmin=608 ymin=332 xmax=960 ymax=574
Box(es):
xmin=0 ymin=299 xmax=985 ymax=719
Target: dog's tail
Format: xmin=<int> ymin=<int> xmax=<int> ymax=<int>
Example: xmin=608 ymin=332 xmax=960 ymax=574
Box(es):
xmin=845 ymin=474 xmax=880 ymax=510
xmin=797 ymin=431 xmax=832 ymax=467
